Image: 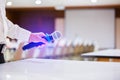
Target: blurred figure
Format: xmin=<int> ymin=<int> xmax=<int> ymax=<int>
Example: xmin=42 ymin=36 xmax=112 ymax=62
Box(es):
xmin=0 ymin=0 xmax=48 ymax=63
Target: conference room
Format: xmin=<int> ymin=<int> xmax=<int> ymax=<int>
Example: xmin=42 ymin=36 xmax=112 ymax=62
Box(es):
xmin=0 ymin=0 xmax=120 ymax=80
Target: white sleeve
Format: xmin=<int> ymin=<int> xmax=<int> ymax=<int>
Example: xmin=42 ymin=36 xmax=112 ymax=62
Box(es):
xmin=7 ymin=19 xmax=31 ymax=42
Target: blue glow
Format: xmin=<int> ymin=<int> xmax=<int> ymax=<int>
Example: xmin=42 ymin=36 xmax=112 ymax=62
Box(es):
xmin=45 ymin=33 xmax=51 ymax=42
xmin=22 ymin=42 xmax=45 ymax=50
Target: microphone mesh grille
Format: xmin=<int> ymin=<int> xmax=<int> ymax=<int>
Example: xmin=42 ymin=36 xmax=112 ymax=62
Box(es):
xmin=52 ymin=31 xmax=62 ymax=40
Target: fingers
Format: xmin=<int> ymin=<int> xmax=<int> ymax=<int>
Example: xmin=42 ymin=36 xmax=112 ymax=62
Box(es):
xmin=29 ymin=32 xmax=48 ymax=43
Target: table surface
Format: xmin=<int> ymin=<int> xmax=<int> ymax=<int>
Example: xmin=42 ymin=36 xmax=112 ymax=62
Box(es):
xmin=81 ymin=49 xmax=120 ymax=57
xmin=0 ymin=58 xmax=120 ymax=80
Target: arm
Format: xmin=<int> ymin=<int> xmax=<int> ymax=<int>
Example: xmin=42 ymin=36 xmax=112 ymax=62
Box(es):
xmin=6 ymin=19 xmax=48 ymax=44
xmin=7 ymin=19 xmax=31 ymax=42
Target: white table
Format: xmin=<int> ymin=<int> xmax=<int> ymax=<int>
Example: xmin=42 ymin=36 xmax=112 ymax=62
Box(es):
xmin=81 ymin=49 xmax=120 ymax=61
xmin=0 ymin=58 xmax=120 ymax=80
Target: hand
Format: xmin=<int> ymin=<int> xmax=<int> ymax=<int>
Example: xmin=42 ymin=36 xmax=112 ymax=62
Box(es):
xmin=29 ymin=32 xmax=48 ymax=44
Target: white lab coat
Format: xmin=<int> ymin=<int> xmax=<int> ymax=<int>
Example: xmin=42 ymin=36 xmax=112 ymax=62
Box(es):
xmin=0 ymin=0 xmax=31 ymax=43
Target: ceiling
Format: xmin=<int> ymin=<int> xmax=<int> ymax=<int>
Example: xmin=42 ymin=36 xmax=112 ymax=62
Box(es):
xmin=6 ymin=0 xmax=120 ymax=9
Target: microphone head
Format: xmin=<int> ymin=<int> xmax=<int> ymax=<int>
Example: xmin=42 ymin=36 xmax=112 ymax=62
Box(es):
xmin=51 ymin=31 xmax=62 ymax=41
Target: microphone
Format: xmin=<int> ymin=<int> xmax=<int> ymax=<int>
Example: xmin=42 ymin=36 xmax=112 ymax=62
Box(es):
xmin=22 ymin=31 xmax=62 ymax=50
xmin=42 ymin=31 xmax=62 ymax=42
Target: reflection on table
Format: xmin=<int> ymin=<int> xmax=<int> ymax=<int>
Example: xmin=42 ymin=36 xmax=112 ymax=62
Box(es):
xmin=0 ymin=58 xmax=120 ymax=80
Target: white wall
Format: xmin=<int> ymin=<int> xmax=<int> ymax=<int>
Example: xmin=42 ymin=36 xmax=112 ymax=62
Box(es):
xmin=65 ymin=9 xmax=115 ymax=49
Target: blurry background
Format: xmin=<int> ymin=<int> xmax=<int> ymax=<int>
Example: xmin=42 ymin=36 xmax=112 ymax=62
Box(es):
xmin=5 ymin=0 xmax=120 ymax=61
